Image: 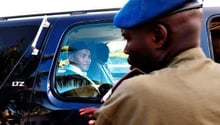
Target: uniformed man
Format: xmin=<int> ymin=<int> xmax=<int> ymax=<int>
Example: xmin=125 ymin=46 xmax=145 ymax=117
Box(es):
xmin=81 ymin=0 xmax=220 ymax=124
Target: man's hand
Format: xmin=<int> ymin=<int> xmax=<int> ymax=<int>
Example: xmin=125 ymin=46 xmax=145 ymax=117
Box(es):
xmin=80 ymin=107 xmax=98 ymax=125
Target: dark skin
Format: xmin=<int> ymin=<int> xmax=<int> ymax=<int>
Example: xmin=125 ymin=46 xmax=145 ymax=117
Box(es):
xmin=79 ymin=107 xmax=97 ymax=125
xmin=79 ymin=8 xmax=202 ymax=125
xmin=122 ymin=24 xmax=167 ymax=73
xmin=123 ymin=9 xmax=201 ymax=73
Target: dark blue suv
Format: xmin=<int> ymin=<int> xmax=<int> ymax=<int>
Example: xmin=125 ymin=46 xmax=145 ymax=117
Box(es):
xmin=0 ymin=5 xmax=220 ymax=125
xmin=0 ymin=8 xmax=130 ymax=124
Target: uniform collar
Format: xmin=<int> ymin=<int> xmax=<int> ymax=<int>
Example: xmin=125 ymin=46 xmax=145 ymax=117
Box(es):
xmin=168 ymin=47 xmax=207 ymax=67
xmin=66 ymin=64 xmax=87 ymax=76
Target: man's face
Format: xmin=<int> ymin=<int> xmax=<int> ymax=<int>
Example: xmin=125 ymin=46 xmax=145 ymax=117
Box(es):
xmin=72 ymin=49 xmax=91 ymax=72
xmin=122 ymin=28 xmax=158 ymax=73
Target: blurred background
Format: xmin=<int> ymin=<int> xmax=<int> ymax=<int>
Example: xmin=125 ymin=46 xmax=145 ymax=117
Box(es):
xmin=0 ymin=0 xmax=127 ymax=17
xmin=0 ymin=0 xmax=219 ymax=17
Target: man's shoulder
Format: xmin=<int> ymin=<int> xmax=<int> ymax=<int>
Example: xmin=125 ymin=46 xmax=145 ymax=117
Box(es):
xmin=56 ymin=64 xmax=77 ymax=76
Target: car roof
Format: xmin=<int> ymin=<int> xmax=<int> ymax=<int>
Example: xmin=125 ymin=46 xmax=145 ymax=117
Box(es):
xmin=0 ymin=0 xmax=127 ymax=18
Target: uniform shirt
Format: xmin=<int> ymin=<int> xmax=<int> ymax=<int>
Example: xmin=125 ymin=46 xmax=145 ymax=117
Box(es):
xmin=56 ymin=64 xmax=99 ymax=96
xmin=57 ymin=63 xmax=86 ymax=77
xmin=56 ymin=64 xmax=87 ymax=93
xmin=95 ymin=47 xmax=220 ymax=125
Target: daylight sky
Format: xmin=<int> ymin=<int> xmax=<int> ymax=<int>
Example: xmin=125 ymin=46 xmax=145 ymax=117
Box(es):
xmin=0 ymin=0 xmax=219 ymax=17
xmin=0 ymin=0 xmax=128 ymax=17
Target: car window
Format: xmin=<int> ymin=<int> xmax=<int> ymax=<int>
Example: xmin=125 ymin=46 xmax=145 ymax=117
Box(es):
xmin=0 ymin=26 xmax=39 ymax=85
xmin=54 ymin=22 xmax=130 ymax=99
xmin=209 ymin=16 xmax=220 ymax=63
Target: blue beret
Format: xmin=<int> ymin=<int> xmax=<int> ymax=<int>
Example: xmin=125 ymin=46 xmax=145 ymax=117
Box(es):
xmin=114 ymin=0 xmax=198 ymax=28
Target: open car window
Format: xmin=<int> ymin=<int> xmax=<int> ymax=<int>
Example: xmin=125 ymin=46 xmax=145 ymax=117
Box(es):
xmin=54 ymin=22 xmax=130 ymax=99
xmin=209 ymin=16 xmax=220 ymax=63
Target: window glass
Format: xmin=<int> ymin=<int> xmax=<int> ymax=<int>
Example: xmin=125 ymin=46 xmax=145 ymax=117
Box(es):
xmin=0 ymin=26 xmax=39 ymax=84
xmin=55 ymin=23 xmax=130 ymax=99
xmin=209 ymin=17 xmax=220 ymax=63
xmin=107 ymin=42 xmax=129 ymax=82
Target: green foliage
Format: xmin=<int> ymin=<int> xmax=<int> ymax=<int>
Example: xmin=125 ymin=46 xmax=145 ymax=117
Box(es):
xmin=0 ymin=40 xmax=24 ymax=82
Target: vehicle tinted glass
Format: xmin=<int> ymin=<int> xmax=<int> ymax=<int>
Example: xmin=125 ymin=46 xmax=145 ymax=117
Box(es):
xmin=209 ymin=17 xmax=220 ymax=63
xmin=54 ymin=23 xmax=130 ymax=99
xmin=0 ymin=26 xmax=38 ymax=83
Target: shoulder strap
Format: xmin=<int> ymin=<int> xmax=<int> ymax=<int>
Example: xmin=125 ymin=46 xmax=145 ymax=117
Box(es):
xmin=101 ymin=68 xmax=145 ymax=103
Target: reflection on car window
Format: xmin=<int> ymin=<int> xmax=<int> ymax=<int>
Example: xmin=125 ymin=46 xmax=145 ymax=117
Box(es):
xmin=54 ymin=23 xmax=130 ymax=98
xmin=0 ymin=26 xmax=38 ymax=84
xmin=88 ymin=43 xmax=114 ymax=83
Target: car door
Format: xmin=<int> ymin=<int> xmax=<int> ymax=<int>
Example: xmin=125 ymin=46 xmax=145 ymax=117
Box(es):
xmin=28 ymin=11 xmax=130 ymax=112
xmin=202 ymin=6 xmax=220 ymax=62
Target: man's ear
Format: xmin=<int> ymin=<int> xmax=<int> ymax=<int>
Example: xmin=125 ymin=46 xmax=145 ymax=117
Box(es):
xmin=152 ymin=24 xmax=168 ymax=48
